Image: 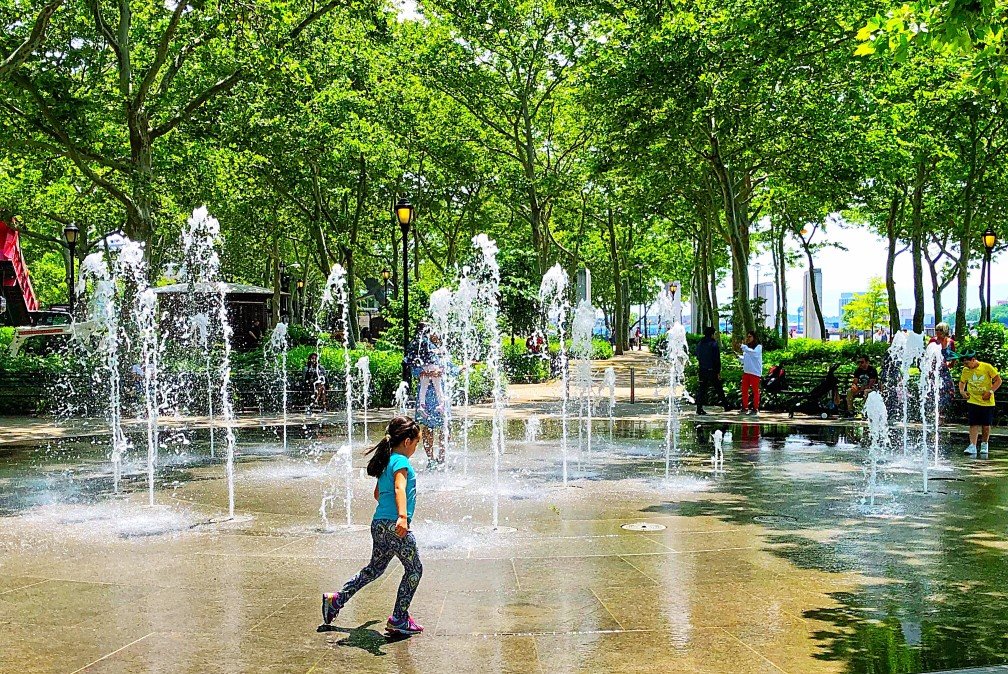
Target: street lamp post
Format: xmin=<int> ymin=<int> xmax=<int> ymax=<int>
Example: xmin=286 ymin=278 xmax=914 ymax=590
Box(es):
xmin=983 ymin=226 xmax=997 ymax=323
xmin=62 ymin=223 xmax=79 ymax=315
xmin=381 ymin=267 xmax=391 ymax=311
xmin=296 ymin=279 xmax=304 ymax=324
xmin=395 ymin=198 xmax=415 ymax=383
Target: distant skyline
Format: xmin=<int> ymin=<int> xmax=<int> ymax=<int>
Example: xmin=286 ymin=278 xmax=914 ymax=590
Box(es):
xmin=724 ymin=225 xmax=1003 ymax=319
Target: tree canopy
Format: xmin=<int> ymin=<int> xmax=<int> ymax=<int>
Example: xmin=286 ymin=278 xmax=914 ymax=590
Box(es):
xmin=1 ymin=0 xmax=1004 ymax=348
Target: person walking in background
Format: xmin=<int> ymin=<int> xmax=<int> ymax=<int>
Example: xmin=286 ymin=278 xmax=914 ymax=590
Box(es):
xmin=322 ymin=416 xmax=425 ymax=636
xmin=740 ymin=331 xmax=763 ymax=416
xmin=696 ymin=326 xmax=733 ymax=415
xmin=959 ymin=352 xmax=1001 ymax=457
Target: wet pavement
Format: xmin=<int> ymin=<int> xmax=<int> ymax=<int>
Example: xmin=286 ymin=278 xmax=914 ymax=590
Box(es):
xmin=1 ymin=417 xmax=1007 ymax=673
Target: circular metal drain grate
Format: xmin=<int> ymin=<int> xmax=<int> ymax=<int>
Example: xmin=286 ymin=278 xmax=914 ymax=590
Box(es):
xmin=621 ymin=522 xmax=667 ymax=532
xmin=753 ymin=515 xmax=799 ymax=526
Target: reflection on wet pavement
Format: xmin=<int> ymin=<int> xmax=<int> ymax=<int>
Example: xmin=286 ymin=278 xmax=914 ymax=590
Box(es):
xmin=1 ymin=418 xmax=1006 ymax=673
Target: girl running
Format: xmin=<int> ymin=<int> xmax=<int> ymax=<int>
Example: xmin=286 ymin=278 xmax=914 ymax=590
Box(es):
xmin=321 ymin=416 xmax=425 ymax=635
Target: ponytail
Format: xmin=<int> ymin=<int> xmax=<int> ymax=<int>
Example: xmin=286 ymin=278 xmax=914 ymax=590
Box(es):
xmin=365 ymin=415 xmax=420 ymax=477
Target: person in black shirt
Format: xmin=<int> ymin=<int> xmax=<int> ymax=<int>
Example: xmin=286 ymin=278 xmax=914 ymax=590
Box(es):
xmin=845 ymin=355 xmax=879 ymax=417
xmin=695 ymin=326 xmax=733 ymax=415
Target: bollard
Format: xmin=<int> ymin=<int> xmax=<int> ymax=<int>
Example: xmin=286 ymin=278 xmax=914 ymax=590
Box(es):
xmin=630 ymin=367 xmax=635 ymax=404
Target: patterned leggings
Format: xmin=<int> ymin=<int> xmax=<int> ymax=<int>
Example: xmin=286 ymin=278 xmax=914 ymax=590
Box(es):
xmin=334 ymin=519 xmax=423 ymax=621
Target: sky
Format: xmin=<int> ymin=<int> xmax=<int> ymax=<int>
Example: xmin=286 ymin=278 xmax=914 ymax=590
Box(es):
xmin=734 ymin=225 xmax=1004 ymax=319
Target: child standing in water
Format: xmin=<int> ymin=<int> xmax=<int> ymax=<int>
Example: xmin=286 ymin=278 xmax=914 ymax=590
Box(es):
xmin=322 ymin=416 xmax=425 ymax=635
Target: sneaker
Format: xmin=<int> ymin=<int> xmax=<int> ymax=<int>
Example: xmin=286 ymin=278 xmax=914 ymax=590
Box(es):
xmin=696 ymin=409 xmax=708 ymax=416
xmin=964 ymin=444 xmax=978 ymax=456
xmin=980 ymin=442 xmax=990 ymax=455
xmin=750 ymin=410 xmax=759 ymax=417
xmin=321 ymin=593 xmax=340 ymax=625
xmin=386 ymin=614 xmax=424 ymax=635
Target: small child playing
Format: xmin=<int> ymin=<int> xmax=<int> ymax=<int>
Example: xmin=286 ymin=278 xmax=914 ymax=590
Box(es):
xmin=415 ymin=332 xmax=447 ymax=413
xmin=417 ymin=363 xmax=446 ymax=413
xmin=321 ymin=416 xmax=425 ymax=635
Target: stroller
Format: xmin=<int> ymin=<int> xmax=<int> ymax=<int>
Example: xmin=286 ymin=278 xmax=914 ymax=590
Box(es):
xmin=787 ymin=363 xmax=841 ymax=419
xmin=762 ymin=364 xmax=787 ymax=394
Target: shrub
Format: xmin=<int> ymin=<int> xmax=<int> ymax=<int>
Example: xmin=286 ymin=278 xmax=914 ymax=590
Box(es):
xmin=502 ymin=342 xmax=551 ymax=383
xmin=285 ymin=324 xmax=316 ymax=347
xmin=959 ymin=322 xmax=1008 ymax=371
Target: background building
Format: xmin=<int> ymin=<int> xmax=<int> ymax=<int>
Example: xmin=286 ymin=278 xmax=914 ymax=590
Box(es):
xmin=754 ymin=281 xmax=776 ymax=329
xmin=839 ymin=292 xmax=856 ymax=319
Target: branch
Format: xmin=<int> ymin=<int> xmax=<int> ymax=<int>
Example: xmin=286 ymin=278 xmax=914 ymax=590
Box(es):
xmin=151 ymin=70 xmax=242 ymax=138
xmin=86 ymin=0 xmax=122 ymax=64
xmin=134 ymin=0 xmax=188 ymax=106
xmin=3 ymin=118 xmax=131 ymax=173
xmin=0 ymin=0 xmax=64 ymax=81
xmin=290 ymin=0 xmax=345 ymax=41
xmin=10 ymin=74 xmax=138 ymax=214
xmin=12 ymin=220 xmax=63 ymax=247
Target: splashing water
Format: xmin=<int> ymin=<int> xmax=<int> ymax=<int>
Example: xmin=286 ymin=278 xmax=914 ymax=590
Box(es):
xmin=78 ymin=252 xmax=127 ymax=493
xmin=394 ymin=381 xmax=410 ymax=413
xmin=711 ymin=429 xmax=724 ymax=469
xmin=888 ymin=331 xmax=925 ymax=454
xmin=864 ymin=390 xmax=890 ymax=507
xmin=356 ymin=356 xmax=371 ymax=446
xmin=654 ymin=283 xmax=689 ymax=480
xmin=454 ymin=272 xmax=478 ymax=473
xmin=317 ymin=264 xmax=354 ymax=528
xmin=919 ymin=341 xmax=944 ymax=481
xmin=540 ymin=264 xmax=570 ymax=486
xmin=472 ymin=234 xmax=506 ymax=528
xmin=572 ymin=300 xmax=596 ymax=462
xmin=525 ymin=415 xmax=541 ymax=443
xmin=428 ymin=287 xmax=455 ymax=463
xmin=182 ymin=208 xmax=239 ymax=517
xmin=267 ymin=323 xmax=289 ymax=454
xmin=604 ymin=366 xmax=617 ymax=430
xmin=189 ymin=312 xmax=214 ymax=458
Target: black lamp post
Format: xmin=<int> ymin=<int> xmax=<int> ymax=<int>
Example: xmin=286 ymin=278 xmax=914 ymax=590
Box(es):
xmin=63 ymin=223 xmax=79 ymax=315
xmin=395 ymin=198 xmax=415 ymax=382
xmin=983 ymin=226 xmax=997 ymax=323
xmin=381 ymin=267 xmax=391 ymax=311
xmin=296 ymin=279 xmax=304 ymax=324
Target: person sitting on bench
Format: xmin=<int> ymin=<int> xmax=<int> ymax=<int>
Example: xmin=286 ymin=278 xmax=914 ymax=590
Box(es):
xmin=846 ymin=356 xmax=879 ymax=417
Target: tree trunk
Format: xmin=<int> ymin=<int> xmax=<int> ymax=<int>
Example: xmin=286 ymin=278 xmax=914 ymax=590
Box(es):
xmin=803 ymin=243 xmax=827 ymax=341
xmin=125 ymin=105 xmax=155 ymax=251
xmin=884 ymin=189 xmax=903 ymax=334
xmin=776 ymin=231 xmax=788 ymax=346
xmin=911 ymin=159 xmax=926 ymax=332
xmin=271 ymin=235 xmax=281 ymax=327
xmin=606 ymin=207 xmax=624 ymax=356
xmin=955 ymin=232 xmax=971 ymax=338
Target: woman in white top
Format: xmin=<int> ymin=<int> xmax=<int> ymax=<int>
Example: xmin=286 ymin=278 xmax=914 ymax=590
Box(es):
xmin=740 ymin=331 xmax=764 ymax=415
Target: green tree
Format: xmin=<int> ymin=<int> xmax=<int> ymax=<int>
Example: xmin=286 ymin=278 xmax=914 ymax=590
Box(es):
xmin=843 ymin=277 xmax=889 ymax=332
